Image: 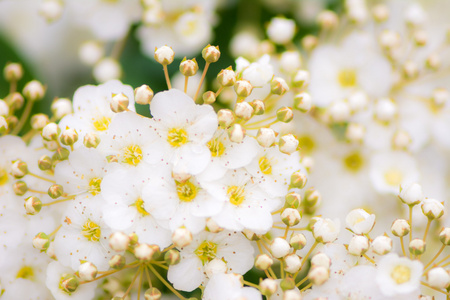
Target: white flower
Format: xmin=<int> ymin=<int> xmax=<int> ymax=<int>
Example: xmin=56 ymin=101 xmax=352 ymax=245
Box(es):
xmin=345 ymin=208 xmax=375 ymax=234
xmin=203 ymin=273 xmax=262 ymax=300
xmin=375 ymin=253 xmax=423 ymax=297
xmin=236 ymin=55 xmax=274 ymax=102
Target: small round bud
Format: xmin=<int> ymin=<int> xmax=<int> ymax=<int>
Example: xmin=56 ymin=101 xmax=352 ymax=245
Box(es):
xmin=234 ymin=80 xmax=253 ymax=98
xmin=421 ymin=199 xmax=444 ymax=219
xmin=31 ymin=113 xmax=49 ymax=130
xmin=179 ymin=58 xmax=198 ymax=76
xmin=93 ymin=58 xmax=122 ymax=83
xmin=53 ymin=147 xmax=70 ymax=161
xmin=391 ymin=219 xmax=410 ymax=237
xmin=432 ymin=88 xmax=449 ymax=107
xmin=205 ymin=218 xmax=223 ymax=233
xmin=426 ymin=53 xmax=441 ymax=70
xmin=110 ymin=93 xmax=129 ymax=113
xmin=283 ymin=290 xmax=302 ymax=300
xmin=4 ymin=62 xmax=23 ymax=82
xmin=235 ymin=102 xmax=254 ymax=120
xmin=60 ymin=274 xmax=79 ymax=294
xmin=285 ymin=192 xmax=301 ymax=209
xmin=217 ymin=109 xmax=235 ymax=128
xmin=109 ymin=254 xmax=126 ymax=269
xmin=348 ymin=235 xmax=370 ymax=256
xmin=301 ymin=35 xmax=318 ymax=51
xmin=345 ymin=208 xmax=375 ymax=235
xmin=255 ymin=254 xmax=273 ymax=270
xmin=284 ymin=254 xmax=302 ymax=273
xmin=329 ymin=101 xmax=350 ymax=123
xmin=290 ymin=233 xmax=307 ymax=250
xmin=228 ymin=124 xmax=245 ymax=143
xmin=0 ymin=100 xmax=9 ymax=117
xmin=205 ymin=258 xmax=227 ymax=278
xmin=279 ymin=134 xmax=299 ymax=154
xmin=202 ymin=91 xmax=216 ymax=105
xmin=33 ymin=232 xmax=50 ymax=251
xmin=250 ymin=99 xmax=265 ymax=115
xmin=308 ymin=266 xmax=329 ymax=286
xmin=260 ymin=278 xmax=277 ymax=296
xmin=217 ymin=68 xmax=236 ymax=87
xmin=312 ymin=218 xmax=340 ymax=243
xmin=280 ymin=277 xmax=295 ymax=291
xmin=79 ymin=41 xmax=104 ymax=66
xmin=13 ymin=181 xmax=28 ymax=196
xmin=51 ymin=98 xmax=72 ymax=120
xmin=6 ymin=92 xmax=24 ymax=111
xmin=38 ymin=155 xmax=53 ymax=171
xmin=271 ymin=77 xmax=289 ymax=96
xmin=371 ymin=235 xmax=393 ymax=255
xmin=42 ymin=123 xmax=60 ymax=141
xmin=399 ymin=182 xmax=423 ymax=206
xmin=304 ymin=188 xmax=321 ymax=211
xmin=281 ymin=208 xmax=301 ymax=227
xmin=0 ymin=116 xmax=8 ymax=134
xmin=48 ymin=184 xmax=63 ymax=199
xmin=439 ymin=228 xmax=450 ymax=245
xmin=79 ymin=261 xmax=98 ymax=281
xmin=267 ymin=17 xmax=296 ymax=45
xmin=154 ymin=46 xmax=175 ymax=65
xmin=242 ymin=229 xmax=260 ymax=241
xmin=23 ymin=80 xmax=45 ymax=101
xmin=403 ymin=60 xmax=419 ymax=79
xmin=134 ymin=85 xmax=154 ymax=105
xmin=256 ymin=128 xmax=276 ymax=148
xmin=311 ymin=253 xmax=331 ymax=269
xmin=109 ymin=232 xmax=130 ymax=252
xmin=129 ymin=232 xmax=139 ymax=245
xmin=270 ymin=237 xmax=290 ymax=258
xmin=318 ymin=10 xmax=339 ymax=29
xmin=292 ymin=70 xmax=309 ymax=89
xmin=83 ymin=132 xmax=101 ymax=148
xmin=276 ymin=107 xmax=294 ymax=123
xmin=345 ymin=123 xmax=365 ymax=143
xmin=372 ymin=4 xmax=389 ymax=22
xmin=11 ymin=159 xmax=28 ymax=178
xmin=164 ymin=249 xmax=181 ymax=265
xmin=413 ymin=29 xmax=427 ymax=46
xmin=172 ymin=227 xmax=192 ymax=248
xmin=60 ymin=128 xmax=78 ymax=146
xmin=202 ymin=45 xmax=220 ymax=63
xmin=39 ymin=0 xmax=63 ymax=22
xmin=6 ymin=115 xmax=18 ymax=131
xmin=145 ymin=287 xmax=162 ymax=300
xmin=289 ymin=171 xmax=307 ymax=189
xmin=24 ymin=196 xmax=42 ymax=215
xmin=293 ymin=92 xmax=312 ymax=113
xmin=375 ymin=97 xmax=397 ymax=123
xmin=409 ymin=238 xmax=426 ymax=256
xmin=427 ymin=267 xmax=450 ymax=289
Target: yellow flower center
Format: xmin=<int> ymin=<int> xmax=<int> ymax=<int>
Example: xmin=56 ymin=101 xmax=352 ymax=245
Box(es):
xmin=207 ymin=138 xmax=226 ymax=157
xmin=391 ymin=265 xmax=411 ymax=284
xmin=259 ymin=156 xmax=272 ymax=175
xmin=93 ymin=116 xmax=111 ymax=131
xmin=194 ymin=240 xmax=218 ymax=265
xmin=343 ymin=152 xmax=364 ymax=172
xmin=176 ymin=180 xmax=199 ymax=202
xmin=81 ymin=219 xmax=101 ymax=242
xmin=88 ymin=177 xmax=102 ymax=196
xmin=0 ymin=168 xmax=9 ymax=186
xmin=122 ymin=144 xmax=143 ymax=166
xmin=384 ymin=169 xmax=403 ymax=186
xmin=182 ymin=19 xmax=198 ymax=36
xmin=16 ymin=266 xmax=34 ymax=280
xmin=135 ymin=198 xmax=149 ymax=216
xmin=167 ymin=128 xmax=189 ymax=148
xmin=337 ymin=69 xmax=357 ymax=87
xmin=227 ymin=185 xmax=246 ymax=206
xmin=298 ymin=135 xmax=315 ymax=154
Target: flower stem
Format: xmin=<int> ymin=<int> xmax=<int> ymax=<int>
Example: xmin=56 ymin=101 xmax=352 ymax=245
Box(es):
xmin=194 ymin=62 xmax=210 ymax=101
xmin=163 ymin=65 xmax=172 ymax=90
xmin=148 ymin=264 xmax=187 ymax=300
xmin=424 ymin=244 xmax=446 ymax=270
xmin=12 ymin=99 xmax=33 ymax=135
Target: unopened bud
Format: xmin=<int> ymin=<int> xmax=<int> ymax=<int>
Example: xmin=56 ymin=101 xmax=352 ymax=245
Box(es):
xmin=217 ymin=109 xmax=235 ymax=128
xmin=235 ymin=102 xmax=254 ymax=120
xmin=391 ymin=219 xmax=410 ymax=237
xmin=31 ymin=113 xmax=49 ymax=130
xmin=51 ymin=98 xmax=72 ymax=119
xmin=48 ymin=184 xmax=63 ymax=199
xmin=179 ymin=58 xmax=198 ymax=76
xmin=0 ymin=100 xmax=9 ymax=117
xmin=427 ymin=267 xmax=450 ymax=289
xmin=109 ymin=254 xmax=126 ymax=269
xmin=270 ymin=237 xmax=290 ymax=258
xmin=421 ymin=199 xmax=444 ymax=219
xmin=371 ymin=235 xmax=393 ymax=255
xmin=129 ymin=232 xmax=139 ymax=245
xmin=301 ymin=35 xmax=318 ymax=51
xmin=290 ymin=233 xmax=307 ymax=250
xmin=392 ymin=130 xmax=411 ymax=150
xmin=135 ymin=243 xmax=157 ymax=261
xmin=13 ymin=180 xmax=28 ymax=196
xmin=38 ymin=155 xmax=53 ymax=170
xmin=318 ymin=10 xmax=339 ymax=29
xmin=255 ymin=254 xmax=273 ymax=270
xmin=285 ymin=192 xmax=301 ymax=209
xmin=205 ymin=218 xmax=223 ymax=233
xmin=375 ymin=97 xmax=397 ymax=123
xmin=250 ymin=99 xmax=265 ymax=115
xmin=256 ymin=128 xmax=276 ymax=147
xmin=440 ymin=228 xmax=450 ymax=245
xmin=6 ymin=93 xmax=24 ymax=111
xmin=234 ymin=80 xmax=253 ymax=98
xmin=53 ymin=147 xmax=70 ymax=161
xmin=311 ymin=253 xmax=331 ymax=269
xmin=289 ymin=171 xmax=307 ymax=189
xmin=202 ymin=45 xmax=220 ymax=63
xmin=276 ymin=107 xmax=294 ymax=123
xmin=304 ymin=188 xmax=321 ymax=208
xmin=202 ymin=91 xmax=216 ymax=105
xmin=172 ymin=227 xmax=192 ymax=248
xmin=284 ymin=254 xmax=302 ymax=273
xmin=154 ymin=46 xmax=174 ymax=65
xmin=145 ymin=287 xmax=162 ymax=300
xmin=409 ymin=238 xmax=426 ymax=256
xmin=348 ymin=235 xmax=369 ymax=256
xmin=279 ymin=134 xmax=299 ymax=154
xmin=0 ymin=116 xmax=7 ymax=134
xmin=271 ymin=77 xmax=289 ymax=95
xmin=372 ymin=4 xmax=389 ymax=22
xmin=11 ymin=159 xmax=28 ymax=178
xmin=109 ymin=232 xmax=130 ymax=252
xmin=23 ymin=80 xmax=45 ymax=101
xmin=24 ymin=196 xmax=42 ymax=215
xmin=39 ymin=0 xmax=63 ymax=22
xmin=110 ymin=93 xmax=129 ymax=113
xmin=60 ymin=128 xmax=78 ymax=146
xmin=60 ymin=274 xmax=79 ymax=293
xmin=260 ymin=278 xmax=277 ymax=296
xmin=83 ymin=133 xmax=101 ymax=148
xmin=164 ymin=249 xmax=181 ymax=265
xmin=281 ymin=208 xmax=301 ymax=226
xmin=79 ymin=261 xmax=98 ymax=281
xmin=426 ymin=53 xmax=441 ymax=70
xmin=283 ymin=290 xmax=302 ymax=300
xmin=432 ymin=88 xmax=448 ymax=107
xmin=134 ymin=85 xmax=154 ymax=105
xmin=280 ymin=277 xmax=296 ymax=291
xmin=292 ymin=71 xmax=309 ymax=89
xmin=399 ymin=182 xmax=423 ymax=206
xmin=42 ymin=123 xmax=60 ymax=141
xmin=4 ymin=62 xmax=23 ymax=82
xmin=413 ymin=29 xmax=427 ymax=46
xmin=228 ymin=124 xmax=245 ymax=143
xmin=346 ymin=123 xmax=365 ymax=143
xmin=242 ymin=229 xmax=260 ymax=241
xmin=403 ymin=61 xmax=419 ymax=79
xmin=217 ymin=67 xmax=236 ymax=87
xmin=33 ymin=232 xmax=50 ymax=251
xmin=308 ymin=266 xmax=329 ymax=286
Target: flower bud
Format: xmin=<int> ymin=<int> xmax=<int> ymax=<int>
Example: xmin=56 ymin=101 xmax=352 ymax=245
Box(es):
xmin=284 ymin=254 xmax=302 ymax=273
xmin=228 ymin=124 xmax=245 ymax=143
xmin=24 ymin=196 xmax=42 ymax=215
xmin=79 ymin=41 xmax=104 ymax=66
xmin=276 ymin=107 xmax=294 ymax=123
xmin=281 ymin=208 xmax=301 ymax=227
xmin=172 ymin=227 xmax=192 ymax=248
xmin=205 ymin=258 xmax=227 ymax=278
xmin=391 ymin=219 xmax=410 ymax=237
xmin=202 ymin=45 xmax=220 ymax=63
xmin=60 ymin=274 xmax=79 ymax=293
xmin=0 ymin=116 xmax=7 ymax=134
xmin=292 ymin=70 xmax=309 ymax=89
xmin=409 ymin=238 xmax=426 ymax=256
xmin=13 ymin=180 xmax=28 ymax=196
xmin=250 ymin=99 xmax=265 ymax=115
xmin=179 ymin=58 xmax=198 ymax=76
xmin=345 ymin=208 xmax=375 ymax=235
xmin=154 ymin=46 xmax=175 ymax=65
xmin=79 ymin=261 xmax=98 ymax=281
xmin=134 ymin=85 xmax=154 ymax=105
xmin=372 ymin=4 xmax=389 ymax=22
xmin=47 ymin=242 xmax=56 ymax=260
xmin=234 ymin=80 xmax=253 ymax=98
xmin=23 ymin=80 xmax=45 ymax=101
xmin=217 ymin=109 xmax=235 ymax=128
xmin=426 ymin=53 xmax=441 ymax=70
xmin=439 ymin=228 xmax=450 ymax=245
xmin=242 ymin=229 xmax=260 ymax=241
xmin=53 ymin=147 xmax=70 ymax=161
xmin=311 ymin=253 xmax=331 ymax=269
xmin=235 ymin=102 xmax=253 ymax=120
xmin=345 ymin=123 xmax=365 ymax=143
xmin=329 ymin=101 xmax=350 ymax=123
xmin=6 ymin=115 xmax=18 ymax=131
xmin=60 ymin=128 xmax=78 ymax=146
xmin=270 ymin=237 xmax=290 ymax=258
xmin=0 ymin=100 xmax=9 ymax=117
xmin=279 ymin=134 xmax=299 ymax=154
xmin=129 ymin=232 xmax=139 ymax=245
xmin=421 ymin=198 xmax=445 ymax=219
xmin=48 ymin=184 xmax=64 ymax=199
xmin=11 ymin=159 xmax=28 ymax=178
xmin=109 ymin=254 xmax=126 ymax=269
xmin=427 ymin=267 xmax=450 ymax=289
xmin=312 ymin=218 xmax=340 ymax=243
xmin=33 ymin=232 xmax=50 ymax=251
xmin=293 ymin=92 xmax=312 ymax=112
xmin=304 ymin=188 xmax=321 ymax=209
xmin=205 ymin=218 xmax=223 ymax=233
xmin=145 ymin=287 xmax=162 ymax=300
xmin=271 ymin=77 xmax=289 ymax=95
xmin=318 ymin=10 xmax=339 ymax=29
xmin=255 ymin=254 xmax=273 ymax=270
xmin=403 ymin=61 xmax=419 ymax=79
xmin=371 ymin=235 xmax=392 ymax=255
xmin=93 ymin=58 xmax=121 ymax=82
xmin=260 ymin=278 xmax=277 ymax=296
xmin=109 ymin=232 xmax=130 ymax=252
xmin=5 ymin=93 xmax=23 ymax=112
xmin=109 ymin=93 xmax=129 ymax=113
xmin=375 ymin=97 xmax=397 ymax=123
xmin=42 ymin=123 xmax=60 ymax=141
xmin=39 ymin=0 xmax=63 ymax=22
xmin=398 ymin=183 xmax=423 ymax=206
xmin=308 ymin=266 xmax=329 ymax=286
xmin=202 ymin=91 xmax=216 ymax=105
xmin=283 ymin=290 xmax=302 ymax=300
xmin=290 ymin=233 xmax=307 ymax=250
xmin=432 ymin=88 xmax=448 ymax=108
xmin=217 ymin=67 xmax=236 ymax=87
xmin=348 ymin=235 xmax=369 ymax=256
xmin=4 ymin=62 xmax=23 ymax=82
xmin=285 ymin=192 xmax=301 ymax=209
xmin=280 ymin=277 xmax=296 ymax=291
xmin=267 ymin=17 xmax=296 ymax=45
xmin=31 ymin=113 xmax=49 ymax=130
xmin=289 ymin=171 xmax=307 ymax=189
xmin=38 ymin=155 xmax=53 ymax=171
xmin=302 ymin=35 xmax=318 ymax=51
xmin=256 ymin=128 xmax=276 ymax=148
xmin=164 ymin=249 xmax=181 ymax=265
xmin=50 ymin=98 xmax=72 ymax=120
xmin=83 ymin=132 xmax=101 ymax=148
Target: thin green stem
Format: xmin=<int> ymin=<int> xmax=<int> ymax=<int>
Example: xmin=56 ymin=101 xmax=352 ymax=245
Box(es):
xmin=148 ymin=264 xmax=187 ymax=300
xmin=12 ymin=99 xmax=33 ymax=135
xmin=194 ymin=62 xmax=210 ymax=101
